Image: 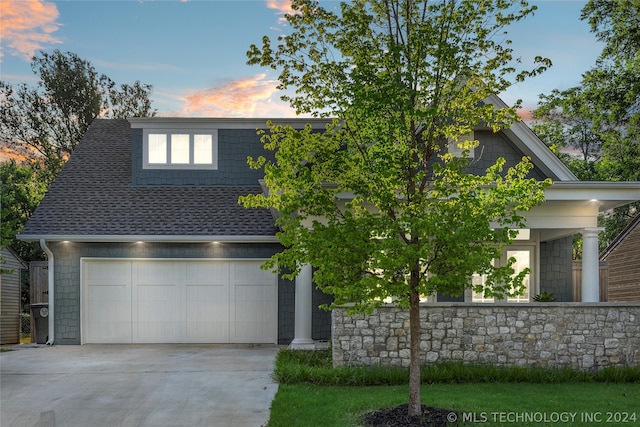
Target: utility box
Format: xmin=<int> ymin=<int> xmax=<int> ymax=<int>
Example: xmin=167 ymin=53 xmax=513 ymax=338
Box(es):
xmin=30 ymin=303 xmax=49 ymax=344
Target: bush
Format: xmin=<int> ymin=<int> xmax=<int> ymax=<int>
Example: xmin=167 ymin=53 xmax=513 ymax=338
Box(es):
xmin=274 ymin=349 xmax=640 ymax=385
xmin=21 ymin=313 xmax=30 ymax=334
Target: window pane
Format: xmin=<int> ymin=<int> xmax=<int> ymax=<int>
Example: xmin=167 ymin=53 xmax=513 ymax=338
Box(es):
xmin=472 ymin=273 xmax=494 ymax=303
xmin=194 ymin=134 xmax=212 ymax=164
xmin=148 ymin=134 xmax=167 ymax=164
xmin=507 ymin=250 xmax=530 ymax=303
xmin=171 ymin=134 xmax=190 ymax=164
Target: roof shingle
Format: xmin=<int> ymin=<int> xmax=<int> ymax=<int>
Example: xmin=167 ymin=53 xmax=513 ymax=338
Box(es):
xmin=21 ymin=119 xmax=278 ymax=238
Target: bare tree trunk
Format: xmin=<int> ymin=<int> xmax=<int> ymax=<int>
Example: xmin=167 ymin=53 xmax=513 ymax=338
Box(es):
xmin=408 ymin=268 xmax=422 ymax=417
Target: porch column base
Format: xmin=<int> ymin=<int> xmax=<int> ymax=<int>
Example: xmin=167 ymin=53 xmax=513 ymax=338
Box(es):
xmin=289 ymin=340 xmax=316 ymax=350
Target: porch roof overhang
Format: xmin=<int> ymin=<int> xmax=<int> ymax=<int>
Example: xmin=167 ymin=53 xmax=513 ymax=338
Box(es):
xmin=543 ymin=181 xmax=640 ymax=212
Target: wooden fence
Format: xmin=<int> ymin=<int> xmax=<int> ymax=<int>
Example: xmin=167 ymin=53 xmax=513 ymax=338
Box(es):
xmin=572 ymin=260 xmax=608 ymax=302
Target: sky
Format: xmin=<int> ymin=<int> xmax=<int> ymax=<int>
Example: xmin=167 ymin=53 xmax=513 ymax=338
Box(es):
xmin=0 ymin=0 xmax=603 ymax=120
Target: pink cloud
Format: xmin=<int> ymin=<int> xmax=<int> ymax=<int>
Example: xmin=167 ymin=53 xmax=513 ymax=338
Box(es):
xmin=0 ymin=0 xmax=62 ymax=61
xmin=517 ymin=108 xmax=534 ymax=122
xmin=266 ymin=0 xmax=297 ymax=23
xmin=266 ymin=0 xmax=295 ymax=15
xmin=181 ymin=74 xmax=296 ymax=117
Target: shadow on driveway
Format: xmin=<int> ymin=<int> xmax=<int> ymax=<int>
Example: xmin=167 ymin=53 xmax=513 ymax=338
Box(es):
xmin=1 ymin=344 xmax=279 ymax=427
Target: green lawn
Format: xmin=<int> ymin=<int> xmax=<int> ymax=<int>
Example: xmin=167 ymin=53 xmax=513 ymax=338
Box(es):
xmin=267 ymin=350 xmax=640 ymax=426
xmin=269 ymin=382 xmax=640 ymax=426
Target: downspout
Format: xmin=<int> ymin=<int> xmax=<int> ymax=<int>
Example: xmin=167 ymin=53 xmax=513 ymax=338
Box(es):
xmin=39 ymin=239 xmax=55 ymax=345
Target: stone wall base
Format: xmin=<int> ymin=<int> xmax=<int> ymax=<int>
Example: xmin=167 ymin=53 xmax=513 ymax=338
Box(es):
xmin=332 ymin=303 xmax=640 ymax=371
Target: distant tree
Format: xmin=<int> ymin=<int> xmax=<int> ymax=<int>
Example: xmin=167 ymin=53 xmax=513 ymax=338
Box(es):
xmin=532 ymin=87 xmax=608 ymax=181
xmin=243 ymin=0 xmax=550 ymax=416
xmin=0 ymin=161 xmax=46 ymax=260
xmin=532 ymin=0 xmax=640 ymax=254
xmin=582 ymin=0 xmax=640 ymax=182
xmin=582 ymin=0 xmax=640 ymax=250
xmin=0 ymin=50 xmax=156 ymax=183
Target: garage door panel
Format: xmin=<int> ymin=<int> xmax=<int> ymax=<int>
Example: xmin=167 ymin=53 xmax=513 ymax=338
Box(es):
xmin=135 ymin=283 xmax=185 ymax=343
xmin=187 ymin=285 xmax=229 ymax=342
xmin=230 ymin=262 xmax=277 ymax=343
xmin=186 ymin=262 xmax=229 ymax=285
xmin=84 ymin=261 xmax=132 ymax=344
xmin=134 ymin=261 xmax=183 ymax=285
xmin=231 ymin=284 xmax=277 ymax=343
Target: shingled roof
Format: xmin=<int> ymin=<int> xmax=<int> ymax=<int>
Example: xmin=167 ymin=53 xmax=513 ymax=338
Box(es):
xmin=20 ymin=119 xmax=278 ymax=240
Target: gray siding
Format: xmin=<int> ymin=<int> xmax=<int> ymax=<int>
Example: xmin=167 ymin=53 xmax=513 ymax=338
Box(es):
xmin=1 ymin=249 xmax=23 ymax=344
xmin=539 ymin=236 xmax=574 ymax=302
xmin=131 ymin=128 xmax=275 ymax=186
xmin=48 ymin=241 xmax=300 ymax=344
xmin=467 ymin=130 xmax=548 ymax=180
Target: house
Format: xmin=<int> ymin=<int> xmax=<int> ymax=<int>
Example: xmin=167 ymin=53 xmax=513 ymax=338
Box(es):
xmin=600 ymin=214 xmax=640 ymax=301
xmin=1 ymin=247 xmax=27 ymax=345
xmin=18 ymin=101 xmax=640 ymax=346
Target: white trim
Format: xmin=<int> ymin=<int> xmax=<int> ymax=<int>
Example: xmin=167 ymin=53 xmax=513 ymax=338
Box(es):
xmin=39 ymin=239 xmax=55 ymax=345
xmin=129 ymin=117 xmax=332 ymax=130
xmin=143 ymin=129 xmax=219 ymax=170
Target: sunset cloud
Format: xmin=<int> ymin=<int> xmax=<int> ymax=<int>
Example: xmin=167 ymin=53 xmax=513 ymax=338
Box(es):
xmin=517 ymin=108 xmax=534 ymax=122
xmin=266 ymin=0 xmax=296 ymax=23
xmin=0 ymin=0 xmax=62 ymax=61
xmin=181 ymin=74 xmax=294 ymax=117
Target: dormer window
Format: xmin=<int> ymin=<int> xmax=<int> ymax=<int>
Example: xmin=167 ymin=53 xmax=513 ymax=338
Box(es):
xmin=144 ymin=130 xmax=218 ymax=169
xmin=448 ymin=131 xmax=475 ymax=158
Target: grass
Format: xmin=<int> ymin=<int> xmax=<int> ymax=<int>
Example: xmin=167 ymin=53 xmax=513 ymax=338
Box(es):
xmin=268 ymin=349 xmax=640 ymax=426
xmin=269 ymin=383 xmax=640 ymax=426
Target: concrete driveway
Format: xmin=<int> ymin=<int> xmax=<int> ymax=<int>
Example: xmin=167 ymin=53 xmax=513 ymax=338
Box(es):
xmin=1 ymin=344 xmax=279 ymax=427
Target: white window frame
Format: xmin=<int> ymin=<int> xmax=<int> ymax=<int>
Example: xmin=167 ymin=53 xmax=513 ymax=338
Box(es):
xmin=143 ymin=129 xmax=218 ymax=170
xmin=448 ymin=131 xmax=475 ymax=158
xmin=466 ymin=244 xmax=537 ymax=303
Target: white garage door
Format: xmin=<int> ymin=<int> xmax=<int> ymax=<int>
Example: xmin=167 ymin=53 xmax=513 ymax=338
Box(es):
xmin=82 ymin=259 xmax=277 ymax=344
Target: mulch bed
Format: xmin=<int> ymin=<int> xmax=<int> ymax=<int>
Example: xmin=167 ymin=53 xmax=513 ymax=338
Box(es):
xmin=363 ymin=404 xmax=459 ymax=427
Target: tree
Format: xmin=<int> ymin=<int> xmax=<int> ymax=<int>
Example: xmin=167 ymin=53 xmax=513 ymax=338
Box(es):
xmin=532 ymin=87 xmax=608 ymax=181
xmin=532 ymin=0 xmax=640 ymax=255
xmin=0 ymin=161 xmax=47 ymax=260
xmin=0 ymin=50 xmax=156 ymax=183
xmin=242 ymin=0 xmax=550 ymax=416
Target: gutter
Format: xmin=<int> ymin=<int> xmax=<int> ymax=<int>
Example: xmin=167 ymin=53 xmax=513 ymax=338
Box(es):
xmin=19 ymin=234 xmax=280 ymax=243
xmin=39 ymin=239 xmax=55 ymax=345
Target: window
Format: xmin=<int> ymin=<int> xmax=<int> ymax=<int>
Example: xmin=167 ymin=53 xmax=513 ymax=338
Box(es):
xmin=448 ymin=131 xmax=475 ymax=158
xmin=148 ymin=134 xmax=167 ymax=164
xmin=506 ymin=249 xmax=531 ymax=303
xmin=144 ymin=130 xmax=218 ymax=169
xmin=471 ymin=272 xmax=495 ymax=303
xmin=468 ymin=246 xmax=535 ymax=303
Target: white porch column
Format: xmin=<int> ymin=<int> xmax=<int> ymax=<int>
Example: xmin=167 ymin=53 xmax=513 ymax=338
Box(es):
xmin=581 ymin=227 xmax=604 ymax=302
xmin=290 ymin=263 xmax=315 ymax=349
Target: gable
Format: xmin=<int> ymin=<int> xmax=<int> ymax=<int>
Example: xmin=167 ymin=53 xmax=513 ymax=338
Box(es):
xmin=601 ymin=215 xmax=640 ymax=260
xmin=466 ymin=130 xmax=548 ymax=180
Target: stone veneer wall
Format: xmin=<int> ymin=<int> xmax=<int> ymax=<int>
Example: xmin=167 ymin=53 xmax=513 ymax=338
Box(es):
xmin=332 ymin=303 xmax=640 ymax=371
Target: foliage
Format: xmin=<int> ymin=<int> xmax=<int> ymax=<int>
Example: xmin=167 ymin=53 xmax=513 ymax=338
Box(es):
xmin=274 ymin=349 xmax=640 ymax=385
xmin=0 ymin=161 xmax=46 ymax=260
xmin=531 ymin=87 xmax=607 ymax=181
xmin=531 ymin=0 xmax=640 ymax=255
xmin=244 ymin=0 xmax=551 ymax=415
xmin=533 ymin=291 xmax=556 ymax=302
xmin=0 ymin=50 xmax=156 ymax=183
